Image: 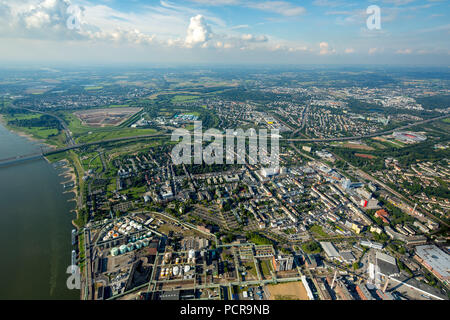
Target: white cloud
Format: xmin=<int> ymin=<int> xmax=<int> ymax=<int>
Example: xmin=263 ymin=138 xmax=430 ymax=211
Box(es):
xmin=319 ymin=41 xmax=335 ymax=55
xmin=185 ymin=14 xmax=212 ymax=47
xmin=396 ymin=48 xmax=412 ymax=54
xmin=382 ymin=0 xmax=415 ymax=5
xmin=0 ymin=0 xmax=86 ymax=40
xmin=247 ymin=1 xmax=306 ymax=17
xmin=241 ymin=34 xmax=268 ymax=42
xmin=86 ymin=28 xmax=155 ymax=45
xmin=189 ymin=0 xmax=240 ymax=5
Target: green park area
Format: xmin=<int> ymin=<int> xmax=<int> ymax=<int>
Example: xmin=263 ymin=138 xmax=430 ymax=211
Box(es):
xmin=309 ymin=224 xmax=329 ymax=238
xmin=0 ymin=111 xmax=66 ymax=146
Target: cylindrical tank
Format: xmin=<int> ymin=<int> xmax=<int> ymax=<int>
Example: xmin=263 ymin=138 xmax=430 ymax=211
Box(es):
xmin=108 ymin=230 xmax=114 ymax=236
xmin=113 ymin=233 xmax=119 ymax=239
xmin=184 ymin=265 xmax=190 ymax=273
xmin=142 ymin=239 xmax=149 ymax=247
xmin=119 ymin=244 xmax=127 ymax=254
xmin=173 ymin=266 xmax=180 ymax=276
xmin=111 ymin=247 xmax=120 ymax=256
xmin=188 ymin=249 xmax=195 ymax=259
xmin=127 ymin=243 xmax=134 ymax=252
xmin=103 ymin=236 xmax=109 ymax=241
xmin=135 ymin=241 xmax=142 ymax=249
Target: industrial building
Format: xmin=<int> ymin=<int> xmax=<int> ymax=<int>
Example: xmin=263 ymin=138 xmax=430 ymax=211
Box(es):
xmin=272 ymin=254 xmax=294 ymax=271
xmin=360 ymin=240 xmax=384 ymax=250
xmin=393 ymin=131 xmax=427 ymax=143
xmin=320 ymin=242 xmax=341 ymax=261
xmin=356 ymin=284 xmax=375 ymax=300
xmin=414 ymin=245 xmax=450 ymax=283
xmin=369 ymin=251 xmax=400 ymax=287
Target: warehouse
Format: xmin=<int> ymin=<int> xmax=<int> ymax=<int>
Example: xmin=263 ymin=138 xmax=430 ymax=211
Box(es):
xmin=320 ymin=242 xmax=341 ymax=261
xmin=414 ymin=245 xmax=450 ymax=282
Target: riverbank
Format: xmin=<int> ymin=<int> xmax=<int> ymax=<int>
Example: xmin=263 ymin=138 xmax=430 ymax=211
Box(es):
xmin=0 ymin=114 xmax=58 ymax=150
xmin=55 ymin=158 xmax=82 ymax=230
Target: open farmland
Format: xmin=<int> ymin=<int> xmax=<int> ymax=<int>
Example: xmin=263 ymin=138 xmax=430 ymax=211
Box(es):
xmin=73 ymin=107 xmax=142 ymax=127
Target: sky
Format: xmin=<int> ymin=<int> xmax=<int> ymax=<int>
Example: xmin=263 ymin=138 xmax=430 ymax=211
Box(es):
xmin=0 ymin=0 xmax=449 ymax=66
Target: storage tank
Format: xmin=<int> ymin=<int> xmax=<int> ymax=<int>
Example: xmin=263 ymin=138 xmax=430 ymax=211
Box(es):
xmin=135 ymin=241 xmax=142 ymax=249
xmin=175 ymin=257 xmax=180 ymax=264
xmin=184 ymin=265 xmax=190 ymax=273
xmin=188 ymin=249 xmax=196 ymax=260
xmin=111 ymin=247 xmax=120 ymax=256
xmin=142 ymin=239 xmax=149 ymax=247
xmin=112 ymin=233 xmax=119 ymax=239
xmin=108 ymin=230 xmax=114 ymax=236
xmin=127 ymin=243 xmax=134 ymax=252
xmin=103 ymin=236 xmax=109 ymax=242
xmin=173 ymin=266 xmax=180 ymax=276
xmin=119 ymin=244 xmax=127 ymax=254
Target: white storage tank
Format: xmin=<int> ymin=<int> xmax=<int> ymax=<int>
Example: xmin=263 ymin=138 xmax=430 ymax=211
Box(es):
xmin=111 ymin=247 xmax=120 ymax=256
xmin=119 ymin=245 xmax=127 ymax=254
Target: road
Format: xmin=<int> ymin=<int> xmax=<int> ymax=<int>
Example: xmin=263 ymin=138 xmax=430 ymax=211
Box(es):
xmin=0 ymin=113 xmax=447 ymax=167
xmin=10 ymin=103 xmax=76 ymax=146
xmin=286 ymin=113 xmax=449 ymax=142
xmin=291 ymin=104 xmax=309 ymax=137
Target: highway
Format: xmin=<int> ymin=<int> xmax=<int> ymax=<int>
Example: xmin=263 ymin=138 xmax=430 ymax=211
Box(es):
xmin=286 ymin=113 xmax=449 ymax=142
xmin=0 ymin=113 xmax=447 ymax=167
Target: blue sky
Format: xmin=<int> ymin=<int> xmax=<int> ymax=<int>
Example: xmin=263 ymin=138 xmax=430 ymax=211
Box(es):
xmin=0 ymin=0 xmax=448 ymax=65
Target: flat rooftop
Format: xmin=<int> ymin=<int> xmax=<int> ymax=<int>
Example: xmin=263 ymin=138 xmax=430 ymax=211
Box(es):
xmin=320 ymin=242 xmax=340 ymax=259
xmin=416 ymin=245 xmax=450 ymax=279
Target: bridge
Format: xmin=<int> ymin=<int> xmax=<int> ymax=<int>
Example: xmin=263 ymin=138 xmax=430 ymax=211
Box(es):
xmin=0 ymin=152 xmax=44 ymax=167
xmin=0 ymin=113 xmax=448 ymax=168
xmin=0 ymin=132 xmax=170 ymax=168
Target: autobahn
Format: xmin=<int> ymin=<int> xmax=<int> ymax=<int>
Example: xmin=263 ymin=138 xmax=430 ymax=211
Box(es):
xmin=0 ymin=113 xmax=448 ymax=167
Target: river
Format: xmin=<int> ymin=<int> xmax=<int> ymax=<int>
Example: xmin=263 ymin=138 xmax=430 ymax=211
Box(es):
xmin=0 ymin=122 xmax=80 ymax=299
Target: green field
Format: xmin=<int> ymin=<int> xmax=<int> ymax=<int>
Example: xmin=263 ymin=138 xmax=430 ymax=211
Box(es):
xmin=76 ymin=127 xmax=158 ymax=144
xmin=60 ymin=110 xmax=158 ymax=144
xmin=171 ymin=95 xmax=200 ymax=103
xmin=84 ymin=86 xmax=103 ymax=90
xmin=259 ymin=260 xmax=273 ymax=278
xmin=1 ymin=112 xmax=65 ymax=146
xmin=309 ymin=224 xmax=329 ymax=238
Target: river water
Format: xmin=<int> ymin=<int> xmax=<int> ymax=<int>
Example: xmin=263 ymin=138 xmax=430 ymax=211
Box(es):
xmin=0 ymin=122 xmax=80 ymax=299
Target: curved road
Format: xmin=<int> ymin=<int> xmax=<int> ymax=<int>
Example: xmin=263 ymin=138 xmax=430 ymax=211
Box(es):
xmin=0 ymin=112 xmax=448 ymax=166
